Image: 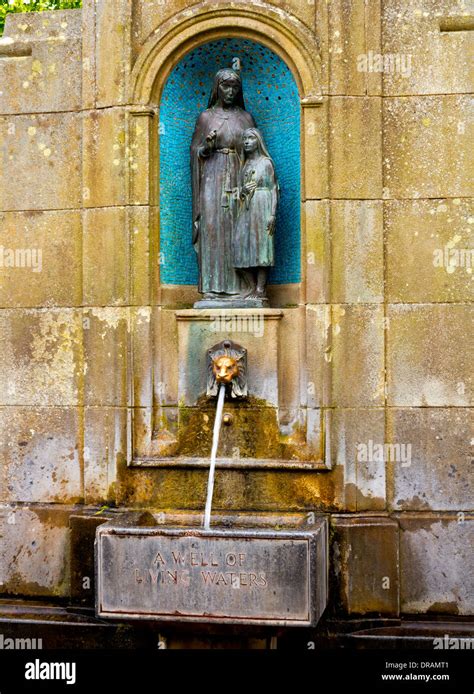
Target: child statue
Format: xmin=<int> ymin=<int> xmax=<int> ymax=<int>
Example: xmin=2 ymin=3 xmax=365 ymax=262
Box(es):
xmin=233 ymin=128 xmax=279 ymax=302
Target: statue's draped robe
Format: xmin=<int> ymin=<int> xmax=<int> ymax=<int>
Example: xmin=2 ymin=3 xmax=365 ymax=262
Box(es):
xmin=191 ymin=106 xmax=255 ymax=295
xmin=233 ymin=156 xmax=277 ymax=268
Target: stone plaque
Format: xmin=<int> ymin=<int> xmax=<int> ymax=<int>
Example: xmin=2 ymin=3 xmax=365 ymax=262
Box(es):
xmin=96 ymin=518 xmax=327 ymax=626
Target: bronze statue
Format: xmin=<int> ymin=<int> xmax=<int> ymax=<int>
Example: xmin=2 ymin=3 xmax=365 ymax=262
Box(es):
xmin=191 ymin=68 xmax=279 ymax=308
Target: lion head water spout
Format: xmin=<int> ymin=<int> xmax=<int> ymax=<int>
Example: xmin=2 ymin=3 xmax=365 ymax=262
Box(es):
xmin=207 ymin=340 xmax=247 ymax=398
xmin=203 ymin=340 xmax=248 ymax=529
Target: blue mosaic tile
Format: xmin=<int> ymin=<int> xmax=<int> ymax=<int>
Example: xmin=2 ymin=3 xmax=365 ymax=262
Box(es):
xmin=159 ymin=38 xmax=301 ymax=285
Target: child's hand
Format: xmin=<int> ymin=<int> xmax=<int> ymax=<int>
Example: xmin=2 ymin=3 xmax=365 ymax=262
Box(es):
xmin=242 ymin=180 xmax=257 ymax=195
xmin=267 ymin=216 xmax=276 ymax=235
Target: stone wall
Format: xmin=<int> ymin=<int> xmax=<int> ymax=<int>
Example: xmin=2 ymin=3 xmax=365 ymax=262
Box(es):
xmin=0 ymin=0 xmax=472 ymax=620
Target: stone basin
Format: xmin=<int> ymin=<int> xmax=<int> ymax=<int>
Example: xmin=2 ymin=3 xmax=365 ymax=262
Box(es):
xmin=96 ymin=514 xmax=327 ymax=627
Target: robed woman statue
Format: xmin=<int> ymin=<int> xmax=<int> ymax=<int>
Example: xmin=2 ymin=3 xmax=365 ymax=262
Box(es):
xmin=191 ymin=68 xmax=255 ymax=304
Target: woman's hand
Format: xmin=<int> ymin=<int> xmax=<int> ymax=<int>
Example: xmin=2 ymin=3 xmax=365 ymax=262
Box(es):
xmin=201 ymin=129 xmax=217 ymax=155
xmin=199 ymin=130 xmax=217 ymax=157
xmin=206 ymin=129 xmax=217 ymax=144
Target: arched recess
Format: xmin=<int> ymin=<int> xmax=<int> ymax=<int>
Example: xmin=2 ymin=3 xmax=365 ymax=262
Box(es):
xmin=130 ymin=2 xmax=322 ymax=106
xmin=127 ymin=1 xmax=326 ymax=305
xmin=159 ymin=38 xmax=301 ymax=287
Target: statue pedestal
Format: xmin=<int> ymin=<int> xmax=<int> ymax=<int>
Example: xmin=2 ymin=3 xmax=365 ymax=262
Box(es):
xmin=194 ymin=297 xmax=269 ymax=309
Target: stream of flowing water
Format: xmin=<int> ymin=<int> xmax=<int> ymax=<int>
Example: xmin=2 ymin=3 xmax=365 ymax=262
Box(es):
xmin=203 ymin=383 xmax=226 ymax=530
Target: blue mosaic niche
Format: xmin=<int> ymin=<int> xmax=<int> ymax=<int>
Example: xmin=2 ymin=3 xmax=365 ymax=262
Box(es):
xmin=159 ymin=38 xmax=301 ymax=286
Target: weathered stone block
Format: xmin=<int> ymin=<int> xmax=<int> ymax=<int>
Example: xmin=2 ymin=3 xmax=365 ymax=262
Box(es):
xmin=332 ymin=516 xmax=399 ymax=615
xmin=84 ymin=407 xmax=126 ymax=504
xmin=331 ymin=200 xmax=384 ymax=303
xmin=83 ymin=207 xmax=129 ymax=306
xmin=305 ymin=304 xmax=331 ymax=409
xmin=80 ymin=0 xmax=96 ymax=110
xmin=128 ymin=111 xmax=157 ymax=206
xmin=152 ymin=405 xmax=180 ymax=458
xmin=382 ymin=1 xmax=474 ymax=96
xmin=387 ymin=408 xmax=473 ymax=511
xmin=0 ymin=407 xmax=81 ymax=504
xmin=0 ymin=504 xmax=73 ymax=597
xmin=302 ymin=102 xmax=328 ymax=199
xmin=131 ymin=307 xmax=153 ymax=408
xmin=0 ymin=11 xmax=82 ymax=115
xmin=83 ymin=205 xmax=154 ymax=307
xmin=328 ymin=408 xmax=386 ymax=511
xmin=2 ymin=8 xmax=80 ymax=43
xmin=328 ymin=0 xmax=382 ymax=95
xmin=95 ymin=0 xmax=132 ymax=107
xmin=118 ymin=456 xmax=344 ymax=512
xmin=70 ymin=512 xmax=114 ymax=607
xmin=0 ymin=114 xmax=81 ymax=211
xmin=0 ymin=309 xmax=82 ymax=406
xmin=329 ymin=97 xmax=382 ymax=199
xmin=0 ymin=210 xmax=81 ymax=308
xmin=132 ymin=407 xmax=164 ymax=461
xmin=304 ymin=200 xmax=330 ymax=305
xmin=83 ymin=307 xmax=130 ymax=407
xmin=131 ymin=206 xmax=154 ymax=306
xmin=152 ymin=307 xmax=178 ymax=406
xmin=387 ymin=304 xmax=473 ymax=406
xmin=386 ymin=198 xmax=474 ymax=303
xmin=278 ymin=307 xmax=304 ymax=412
xmin=383 ymin=95 xmax=473 ymax=198
xmin=398 ymin=514 xmax=473 ymax=615
xmin=82 ymin=108 xmax=127 ymax=208
xmin=330 ymin=304 xmax=385 ymax=407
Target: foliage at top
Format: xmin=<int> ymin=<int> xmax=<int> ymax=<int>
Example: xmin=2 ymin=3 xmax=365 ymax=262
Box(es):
xmin=0 ymin=0 xmax=81 ymax=35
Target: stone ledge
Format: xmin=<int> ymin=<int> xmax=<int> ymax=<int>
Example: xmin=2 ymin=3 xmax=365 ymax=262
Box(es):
xmin=175 ymin=308 xmax=284 ymax=320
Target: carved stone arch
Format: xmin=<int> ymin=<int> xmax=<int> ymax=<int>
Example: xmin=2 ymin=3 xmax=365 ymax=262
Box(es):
xmin=130 ymin=1 xmax=323 ymax=105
